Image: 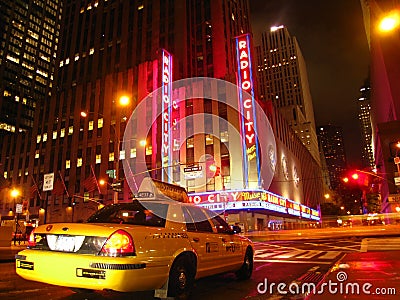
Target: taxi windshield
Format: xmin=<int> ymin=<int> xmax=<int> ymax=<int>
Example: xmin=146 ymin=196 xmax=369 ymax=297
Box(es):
xmin=86 ymin=201 xmax=168 ymax=227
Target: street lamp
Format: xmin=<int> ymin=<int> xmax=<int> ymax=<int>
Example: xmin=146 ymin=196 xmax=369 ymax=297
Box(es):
xmin=10 ymin=188 xmax=21 ymax=245
xmin=378 ymin=11 xmax=400 ymax=33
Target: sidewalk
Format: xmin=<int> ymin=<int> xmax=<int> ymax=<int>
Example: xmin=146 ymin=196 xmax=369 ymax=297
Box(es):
xmin=0 ymin=241 xmax=27 ymax=263
xmin=306 ymin=251 xmax=400 ymax=299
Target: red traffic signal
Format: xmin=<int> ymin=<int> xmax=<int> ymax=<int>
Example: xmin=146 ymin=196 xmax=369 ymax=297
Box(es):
xmin=209 ymin=165 xmax=221 ymax=177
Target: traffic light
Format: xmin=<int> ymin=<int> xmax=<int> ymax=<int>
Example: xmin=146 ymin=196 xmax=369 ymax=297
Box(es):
xmin=208 ymin=164 xmax=221 ymax=177
xmin=68 ymin=197 xmax=76 ymax=207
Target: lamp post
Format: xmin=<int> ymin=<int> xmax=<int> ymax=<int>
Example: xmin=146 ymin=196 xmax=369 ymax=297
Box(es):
xmin=10 ymin=188 xmax=21 ymax=245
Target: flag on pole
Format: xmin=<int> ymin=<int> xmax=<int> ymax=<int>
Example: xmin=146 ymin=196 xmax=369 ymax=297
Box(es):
xmin=52 ymin=179 xmax=65 ymax=196
xmin=83 ymin=166 xmax=100 ymax=193
xmin=30 ymin=184 xmax=39 ymax=198
xmin=30 ymin=175 xmax=42 ymax=200
xmin=58 ymin=170 xmax=70 ymax=198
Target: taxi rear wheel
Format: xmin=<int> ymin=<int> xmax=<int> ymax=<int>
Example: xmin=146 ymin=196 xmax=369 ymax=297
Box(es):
xmin=236 ymin=247 xmax=253 ymax=280
xmin=167 ymin=255 xmax=195 ymax=299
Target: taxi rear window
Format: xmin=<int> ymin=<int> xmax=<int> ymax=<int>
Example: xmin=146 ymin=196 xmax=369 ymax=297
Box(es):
xmin=86 ymin=201 xmax=168 ymax=227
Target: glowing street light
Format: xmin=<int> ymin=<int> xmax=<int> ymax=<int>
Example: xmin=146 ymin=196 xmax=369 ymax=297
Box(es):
xmin=379 ymin=11 xmax=400 ymax=33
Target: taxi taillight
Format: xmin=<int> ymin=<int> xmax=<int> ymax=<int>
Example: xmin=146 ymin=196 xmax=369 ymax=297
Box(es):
xmin=28 ymin=229 xmax=36 ymax=247
xmin=100 ymin=230 xmax=135 ymax=256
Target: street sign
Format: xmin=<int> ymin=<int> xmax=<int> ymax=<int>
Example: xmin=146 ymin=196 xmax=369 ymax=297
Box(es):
xmin=16 ymin=203 xmax=23 ymax=214
xmin=184 ymin=165 xmax=202 ymax=172
xmin=43 ymin=173 xmax=55 ymax=191
xmin=184 ymin=170 xmax=203 ymax=179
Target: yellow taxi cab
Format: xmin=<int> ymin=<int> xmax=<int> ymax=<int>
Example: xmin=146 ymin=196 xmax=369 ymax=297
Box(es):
xmin=16 ymin=179 xmax=254 ymax=299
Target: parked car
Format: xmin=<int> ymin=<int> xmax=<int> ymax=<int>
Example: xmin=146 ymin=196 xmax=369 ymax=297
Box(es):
xmin=16 ymin=196 xmax=253 ymax=299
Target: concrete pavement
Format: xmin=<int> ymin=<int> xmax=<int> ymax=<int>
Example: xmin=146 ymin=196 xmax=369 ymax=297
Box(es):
xmin=0 ymin=241 xmax=27 ymax=263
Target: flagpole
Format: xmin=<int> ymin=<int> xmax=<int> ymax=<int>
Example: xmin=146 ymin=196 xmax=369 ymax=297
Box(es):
xmin=58 ymin=170 xmax=70 ymax=198
xmin=90 ymin=165 xmax=101 ymax=194
xmin=30 ymin=175 xmax=42 ymax=201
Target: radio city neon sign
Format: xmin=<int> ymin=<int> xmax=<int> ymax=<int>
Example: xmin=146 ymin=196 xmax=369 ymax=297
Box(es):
xmin=188 ymin=189 xmax=320 ymax=220
xmin=161 ymin=49 xmax=173 ymax=182
xmin=235 ymin=33 xmax=261 ymax=187
xmin=237 ymin=35 xmax=256 ymax=150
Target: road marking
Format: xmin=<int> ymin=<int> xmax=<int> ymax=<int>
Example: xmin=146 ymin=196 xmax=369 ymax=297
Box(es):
xmin=254 ymin=258 xmax=333 ymax=264
xmin=296 ymin=251 xmax=322 ymax=259
xmin=316 ymin=251 xmax=341 ymax=259
xmin=361 ymin=237 xmax=400 ymax=252
xmin=256 ymin=251 xmax=287 ymax=258
xmin=273 ymin=250 xmax=308 ymax=259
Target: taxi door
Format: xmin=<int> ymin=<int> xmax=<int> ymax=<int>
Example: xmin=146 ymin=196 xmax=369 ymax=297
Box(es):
xmin=182 ymin=206 xmax=221 ymax=277
xmin=209 ymin=214 xmax=243 ymax=269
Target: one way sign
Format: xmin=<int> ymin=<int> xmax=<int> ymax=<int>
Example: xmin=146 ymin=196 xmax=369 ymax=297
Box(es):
xmin=43 ymin=173 xmax=54 ymax=191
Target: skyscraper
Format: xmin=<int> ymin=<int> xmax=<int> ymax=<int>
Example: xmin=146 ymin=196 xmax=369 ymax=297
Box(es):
xmin=357 ymin=78 xmax=374 ymax=169
xmin=0 ymin=0 xmax=62 ymax=133
xmin=317 ymin=125 xmax=347 ymax=190
xmin=256 ymin=25 xmax=320 ymax=164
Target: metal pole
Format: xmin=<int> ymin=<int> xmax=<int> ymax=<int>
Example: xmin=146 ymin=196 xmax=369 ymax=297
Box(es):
xmin=44 ymin=192 xmax=49 ymax=224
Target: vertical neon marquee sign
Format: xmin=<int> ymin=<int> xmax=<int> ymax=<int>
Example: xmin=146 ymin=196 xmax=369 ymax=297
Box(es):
xmin=235 ymin=34 xmax=261 ymax=188
xmin=161 ymin=49 xmax=173 ymax=183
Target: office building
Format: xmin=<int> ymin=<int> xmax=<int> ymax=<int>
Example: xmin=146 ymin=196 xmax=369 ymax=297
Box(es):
xmin=317 ymin=125 xmax=347 ymax=190
xmin=256 ymin=25 xmax=320 ymax=165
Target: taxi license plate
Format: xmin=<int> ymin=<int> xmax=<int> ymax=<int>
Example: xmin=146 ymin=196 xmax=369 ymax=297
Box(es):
xmin=47 ymin=235 xmax=85 ymax=252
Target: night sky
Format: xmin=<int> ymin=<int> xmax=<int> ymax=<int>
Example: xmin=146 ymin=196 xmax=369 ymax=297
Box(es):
xmin=249 ymin=0 xmax=370 ymax=166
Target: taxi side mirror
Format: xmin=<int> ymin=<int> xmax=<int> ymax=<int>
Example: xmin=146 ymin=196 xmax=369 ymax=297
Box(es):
xmin=231 ymin=225 xmax=241 ymax=234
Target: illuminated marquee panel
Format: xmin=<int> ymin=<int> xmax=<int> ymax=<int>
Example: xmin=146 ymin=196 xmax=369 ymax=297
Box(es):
xmin=235 ymin=33 xmax=261 ymax=188
xmin=188 ymin=189 xmax=320 ymax=221
xmin=161 ymin=49 xmax=173 ymax=183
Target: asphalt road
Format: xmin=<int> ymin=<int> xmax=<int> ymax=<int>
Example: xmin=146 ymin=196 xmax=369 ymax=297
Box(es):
xmin=0 ymin=237 xmax=364 ymax=300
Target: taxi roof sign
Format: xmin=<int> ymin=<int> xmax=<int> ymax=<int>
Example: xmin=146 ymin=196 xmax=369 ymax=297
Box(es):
xmin=137 ymin=177 xmax=189 ymax=203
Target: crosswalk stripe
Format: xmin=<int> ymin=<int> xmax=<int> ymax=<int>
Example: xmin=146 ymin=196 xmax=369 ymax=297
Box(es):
xmin=295 ymin=250 xmax=321 ymax=259
xmin=316 ymin=251 xmax=341 ymax=259
xmin=273 ymin=250 xmax=308 ymax=259
xmin=256 ymin=251 xmax=287 ymax=258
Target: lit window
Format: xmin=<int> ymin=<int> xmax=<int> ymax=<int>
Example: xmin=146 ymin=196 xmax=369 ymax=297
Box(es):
xmin=186 ymin=137 xmax=194 ymax=148
xmin=146 ymin=145 xmax=152 ymax=155
xmin=89 ymin=48 xmax=94 ymax=55
xmin=15 ymin=96 xmax=20 ymax=102
xmin=96 ymin=154 xmax=101 ymax=164
xmin=205 ymin=134 xmax=213 ymax=145
xmin=53 ymin=131 xmax=57 ymax=139
xmin=65 ymin=58 xmax=70 ymax=65
xmin=74 ymin=53 xmax=80 ymax=61
xmin=138 ymin=4 xmax=144 ymax=10
xmin=68 ymin=126 xmax=73 ymax=135
xmin=36 ymin=135 xmax=41 ymax=143
xmin=98 ymin=118 xmax=103 ymax=128
xmin=3 ymin=172 xmax=7 ymax=179
xmin=35 ymin=150 xmax=40 ymax=159
xmin=60 ymin=128 xmax=65 ymax=137
xmin=43 ymin=133 xmax=47 ymax=142
xmin=220 ymin=131 xmax=229 ymax=143
xmin=77 ymin=158 xmax=82 ymax=167
xmin=120 ymin=150 xmax=125 ymax=160
xmin=231 ymin=13 xmax=235 ymax=20
xmin=109 ymin=152 xmax=115 ymax=162
xmin=131 ymin=148 xmax=137 ymax=158
xmin=89 ymin=120 xmax=94 ymax=130
xmin=66 ymin=160 xmax=71 ymax=169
